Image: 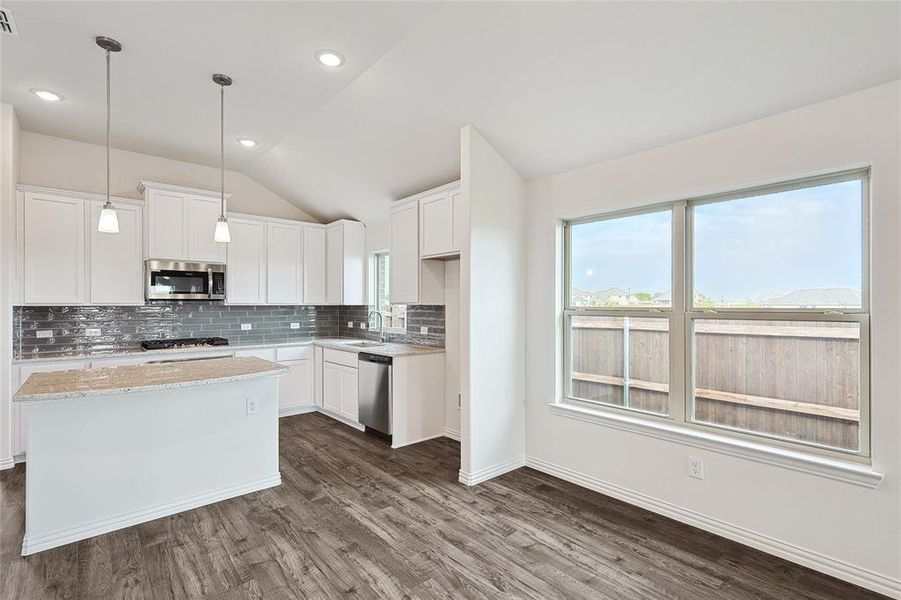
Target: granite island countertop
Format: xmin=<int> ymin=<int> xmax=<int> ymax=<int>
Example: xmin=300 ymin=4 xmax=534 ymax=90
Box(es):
xmin=14 ymin=356 xmax=288 ymax=402
xmin=13 ymin=338 xmax=445 ymax=364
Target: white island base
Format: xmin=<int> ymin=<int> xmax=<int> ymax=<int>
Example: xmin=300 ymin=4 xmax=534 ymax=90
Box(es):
xmin=15 ymin=359 xmax=284 ymax=555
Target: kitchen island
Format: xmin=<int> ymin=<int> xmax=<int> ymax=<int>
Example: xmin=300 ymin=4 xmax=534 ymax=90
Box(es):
xmin=13 ymin=356 xmax=287 ymax=555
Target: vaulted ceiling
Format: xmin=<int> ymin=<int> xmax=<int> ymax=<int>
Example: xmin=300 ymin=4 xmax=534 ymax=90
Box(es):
xmin=3 ymin=1 xmax=899 ymax=223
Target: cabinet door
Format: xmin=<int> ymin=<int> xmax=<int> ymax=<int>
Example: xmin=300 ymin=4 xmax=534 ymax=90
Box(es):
xmin=279 ymin=359 xmax=313 ymax=411
xmin=267 ymin=222 xmax=303 ymax=304
xmin=226 ymin=218 xmax=267 ymax=304
xmin=303 ymin=227 xmax=327 ymax=304
xmin=23 ymin=193 xmax=86 ymax=304
xmin=14 ymin=361 xmax=89 ymax=456
xmin=450 ymin=189 xmax=466 ymax=253
xmin=322 ymin=362 xmax=342 ymax=413
xmin=389 ymin=203 xmax=419 ymax=304
xmin=340 ymin=365 xmax=359 ymax=422
xmin=420 ymin=192 xmax=453 ymax=257
xmin=90 ymin=201 xmax=143 ymax=304
xmin=325 ymin=223 xmax=343 ymax=305
xmin=341 ymin=221 xmax=366 ymax=305
xmin=146 ymin=189 xmax=186 ymax=260
xmin=187 ymin=195 xmax=227 ymax=263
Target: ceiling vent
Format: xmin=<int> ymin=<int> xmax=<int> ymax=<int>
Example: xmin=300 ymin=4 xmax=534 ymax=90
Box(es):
xmin=0 ymin=7 xmax=18 ymax=36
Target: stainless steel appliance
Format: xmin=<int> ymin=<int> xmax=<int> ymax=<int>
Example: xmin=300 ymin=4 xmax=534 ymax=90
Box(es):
xmin=145 ymin=260 xmax=226 ymax=301
xmin=358 ymin=352 xmax=392 ymax=437
xmin=141 ymin=337 xmax=229 ymax=351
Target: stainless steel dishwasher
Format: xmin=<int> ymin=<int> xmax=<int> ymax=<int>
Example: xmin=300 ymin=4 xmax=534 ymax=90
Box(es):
xmin=357 ymin=353 xmax=392 ymax=437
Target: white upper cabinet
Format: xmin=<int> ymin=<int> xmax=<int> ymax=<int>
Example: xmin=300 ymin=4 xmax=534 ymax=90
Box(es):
xmin=226 ymin=217 xmax=267 ymax=305
xmin=186 ymin=195 xmax=227 ymax=263
xmin=89 ymin=201 xmax=143 ymax=305
xmin=267 ymin=221 xmax=303 ymax=305
xmin=303 ymin=225 xmax=327 ymax=305
xmin=419 ymin=191 xmax=454 ymax=257
xmin=140 ymin=181 xmax=226 ymax=263
xmin=450 ymin=188 xmax=466 ymax=253
xmin=326 ymin=220 xmax=365 ymax=305
xmin=418 ymin=183 xmax=464 ymax=259
xmin=21 ymin=191 xmax=86 ymax=305
xmin=390 ymin=200 xmax=444 ymax=305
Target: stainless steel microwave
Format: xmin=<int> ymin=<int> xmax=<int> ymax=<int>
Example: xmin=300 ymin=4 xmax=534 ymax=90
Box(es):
xmin=145 ymin=260 xmax=226 ymax=301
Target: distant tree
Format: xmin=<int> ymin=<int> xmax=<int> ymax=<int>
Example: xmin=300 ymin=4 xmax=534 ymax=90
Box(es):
xmin=634 ymin=292 xmax=652 ymax=302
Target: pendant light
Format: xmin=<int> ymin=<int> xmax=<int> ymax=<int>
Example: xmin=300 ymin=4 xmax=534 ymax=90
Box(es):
xmin=212 ymin=73 xmax=232 ymax=243
xmin=96 ymin=36 xmax=122 ymax=233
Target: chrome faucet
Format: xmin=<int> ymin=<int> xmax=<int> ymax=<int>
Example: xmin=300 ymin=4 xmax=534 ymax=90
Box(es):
xmin=368 ymin=310 xmax=386 ymax=343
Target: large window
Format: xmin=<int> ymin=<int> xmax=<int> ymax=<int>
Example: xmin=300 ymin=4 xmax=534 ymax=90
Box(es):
xmin=374 ymin=252 xmax=407 ymax=333
xmin=564 ymin=170 xmax=869 ymax=457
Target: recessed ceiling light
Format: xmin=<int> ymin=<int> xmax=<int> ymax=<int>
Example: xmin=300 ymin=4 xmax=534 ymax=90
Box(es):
xmin=31 ymin=88 xmax=64 ymax=102
xmin=314 ymin=50 xmax=344 ymax=68
xmin=236 ymin=138 xmax=257 ymax=148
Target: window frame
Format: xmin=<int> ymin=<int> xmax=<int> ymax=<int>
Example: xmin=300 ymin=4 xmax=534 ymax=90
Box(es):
xmin=562 ymin=168 xmax=871 ymax=461
xmin=372 ymin=251 xmax=407 ymax=334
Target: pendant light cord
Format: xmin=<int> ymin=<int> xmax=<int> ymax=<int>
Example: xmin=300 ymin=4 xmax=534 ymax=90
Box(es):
xmin=220 ymin=83 xmax=225 ymax=218
xmin=105 ymin=48 xmax=111 ymax=206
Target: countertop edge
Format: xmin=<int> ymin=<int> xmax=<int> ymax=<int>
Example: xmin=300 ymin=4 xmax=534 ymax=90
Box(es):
xmin=14 ymin=365 xmax=289 ymax=403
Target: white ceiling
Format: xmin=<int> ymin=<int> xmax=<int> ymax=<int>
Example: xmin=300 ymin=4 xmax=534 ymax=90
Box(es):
xmin=2 ymin=2 xmax=899 ymax=223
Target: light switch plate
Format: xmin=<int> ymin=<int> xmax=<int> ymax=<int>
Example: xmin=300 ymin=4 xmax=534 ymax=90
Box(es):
xmin=360 ymin=323 xmax=367 ymax=329
xmin=85 ymin=328 xmax=101 ymax=337
xmin=36 ymin=330 xmax=53 ymax=339
xmin=420 ymin=326 xmax=428 ymax=335
xmin=348 ymin=321 xmax=354 ymax=328
xmin=290 ymin=322 xmax=300 ymax=329
xmin=241 ymin=323 xmax=252 ymax=331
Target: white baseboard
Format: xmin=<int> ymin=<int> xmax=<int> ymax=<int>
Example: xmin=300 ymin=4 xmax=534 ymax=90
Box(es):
xmin=21 ymin=472 xmax=281 ymax=556
xmin=279 ymin=405 xmax=318 ymax=418
xmin=459 ymin=455 xmax=526 ymax=486
xmin=317 ymin=408 xmax=365 ymax=431
xmin=392 ymin=433 xmax=444 ymax=449
xmin=525 ymin=456 xmax=901 ymax=599
xmin=443 ymin=428 xmax=461 ymax=441
xmin=13 ymin=452 xmax=24 ymax=464
xmin=0 ymin=456 xmax=14 ymax=470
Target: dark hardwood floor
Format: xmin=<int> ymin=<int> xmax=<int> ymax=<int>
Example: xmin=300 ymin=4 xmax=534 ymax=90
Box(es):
xmin=0 ymin=412 xmax=886 ymax=599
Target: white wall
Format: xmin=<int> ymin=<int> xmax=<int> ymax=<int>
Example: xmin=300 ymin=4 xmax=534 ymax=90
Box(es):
xmin=460 ymin=125 xmax=526 ymax=483
xmin=0 ymin=104 xmax=20 ymax=469
xmin=444 ymin=259 xmax=461 ymax=438
xmin=524 ymin=81 xmax=901 ymax=595
xmin=18 ymin=131 xmax=317 ymax=222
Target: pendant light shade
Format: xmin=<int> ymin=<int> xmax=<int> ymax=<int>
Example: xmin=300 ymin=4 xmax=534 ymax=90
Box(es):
xmin=96 ymin=36 xmax=122 ymax=234
xmin=213 ymin=73 xmax=232 ymax=243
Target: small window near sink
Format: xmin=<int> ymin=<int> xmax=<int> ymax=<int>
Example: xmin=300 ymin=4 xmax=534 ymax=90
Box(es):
xmin=374 ymin=252 xmax=407 ymax=334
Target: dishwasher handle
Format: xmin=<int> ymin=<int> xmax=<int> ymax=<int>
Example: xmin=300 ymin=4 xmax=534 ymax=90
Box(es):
xmin=358 ymin=352 xmax=392 ymax=365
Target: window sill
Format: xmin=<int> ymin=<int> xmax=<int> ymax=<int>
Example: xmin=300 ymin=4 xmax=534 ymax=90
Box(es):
xmin=548 ymin=402 xmax=884 ymax=489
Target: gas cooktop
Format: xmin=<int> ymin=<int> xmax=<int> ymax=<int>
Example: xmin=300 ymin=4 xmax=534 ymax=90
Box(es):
xmin=140 ymin=337 xmax=229 ymax=351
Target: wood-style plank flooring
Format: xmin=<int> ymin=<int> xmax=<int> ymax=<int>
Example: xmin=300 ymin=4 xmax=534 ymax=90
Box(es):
xmin=0 ymin=412 xmax=887 ymax=599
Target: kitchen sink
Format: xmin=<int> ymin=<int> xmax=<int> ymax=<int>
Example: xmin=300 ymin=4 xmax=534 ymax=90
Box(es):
xmin=345 ymin=341 xmax=384 ymax=348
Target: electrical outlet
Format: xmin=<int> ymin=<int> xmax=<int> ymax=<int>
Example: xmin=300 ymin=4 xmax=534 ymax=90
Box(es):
xmin=246 ymin=398 xmax=259 ymax=415
xmin=290 ymin=322 xmax=300 ymax=329
xmin=348 ymin=321 xmax=354 ymax=328
xmin=420 ymin=326 xmax=428 ymax=335
xmin=687 ymin=456 xmax=704 ymax=480
xmin=85 ymin=328 xmax=101 ymax=337
xmin=360 ymin=322 xmax=367 ymax=329
xmin=36 ymin=330 xmax=53 ymax=338
xmin=241 ymin=323 xmax=252 ymax=331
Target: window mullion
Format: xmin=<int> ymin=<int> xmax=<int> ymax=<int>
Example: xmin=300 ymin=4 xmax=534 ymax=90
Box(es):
xmin=671 ymin=201 xmax=687 ymax=424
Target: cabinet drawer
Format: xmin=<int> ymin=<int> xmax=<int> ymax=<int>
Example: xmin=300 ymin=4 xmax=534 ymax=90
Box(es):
xmin=277 ymin=345 xmax=312 ymax=362
xmin=323 ymin=348 xmax=358 ymax=368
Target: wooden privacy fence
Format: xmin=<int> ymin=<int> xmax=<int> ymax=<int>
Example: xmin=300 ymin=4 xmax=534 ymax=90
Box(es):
xmin=570 ymin=318 xmax=860 ymax=450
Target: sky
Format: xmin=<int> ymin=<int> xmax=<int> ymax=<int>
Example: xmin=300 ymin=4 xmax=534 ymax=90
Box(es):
xmin=570 ymin=179 xmax=863 ymax=304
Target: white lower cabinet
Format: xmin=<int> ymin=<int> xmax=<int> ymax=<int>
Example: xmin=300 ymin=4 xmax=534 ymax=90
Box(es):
xmin=322 ymin=358 xmax=359 ymax=422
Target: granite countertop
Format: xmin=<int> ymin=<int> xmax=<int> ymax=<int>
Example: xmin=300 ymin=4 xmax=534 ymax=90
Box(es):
xmin=14 ymin=356 xmax=288 ymax=402
xmin=12 ymin=338 xmax=445 ymax=364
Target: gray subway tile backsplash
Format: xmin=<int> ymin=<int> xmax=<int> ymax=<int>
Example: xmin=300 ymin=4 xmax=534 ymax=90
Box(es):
xmin=13 ymin=302 xmax=445 ymax=358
